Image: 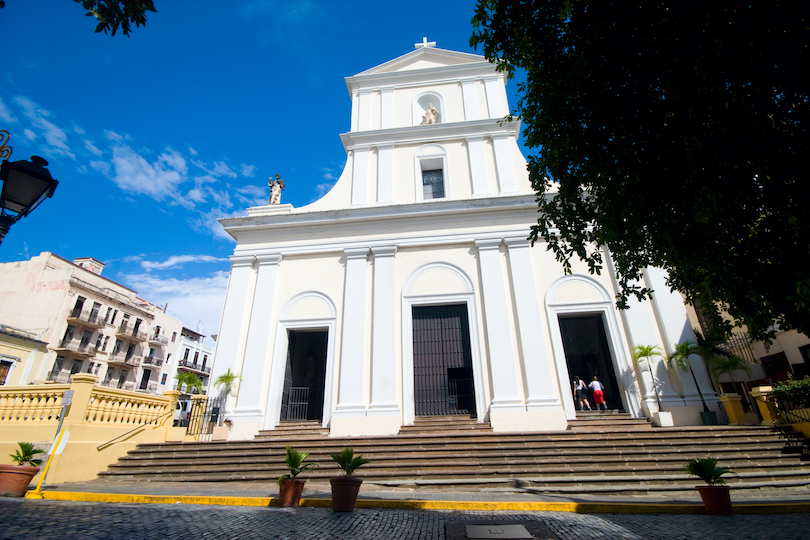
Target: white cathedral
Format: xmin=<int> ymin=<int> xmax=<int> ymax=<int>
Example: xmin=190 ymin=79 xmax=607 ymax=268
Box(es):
xmin=211 ymin=41 xmax=720 ymax=440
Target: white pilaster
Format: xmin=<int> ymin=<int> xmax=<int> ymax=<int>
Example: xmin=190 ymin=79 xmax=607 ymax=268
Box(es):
xmin=351 ymin=146 xmax=370 ymax=206
xmin=461 ymin=78 xmax=479 ymax=121
xmin=492 ymin=133 xmax=518 ymax=195
xmin=646 ymin=267 xmax=717 ymax=407
xmin=475 ymin=239 xmax=523 ymax=412
xmin=211 ymin=256 xmax=257 ymax=383
xmin=333 ymin=248 xmax=370 ymax=417
xmin=358 ymin=89 xmax=372 ymax=131
xmin=230 ymin=254 xmax=282 ymax=422
xmin=504 ymin=237 xmax=562 ymax=411
xmin=483 ymin=75 xmax=505 ymax=118
xmin=369 ymin=246 xmax=399 ymax=416
xmin=466 ymin=136 xmax=491 ymax=197
xmin=376 ymin=144 xmax=394 ymax=204
xmin=380 ymin=88 xmax=394 ymax=129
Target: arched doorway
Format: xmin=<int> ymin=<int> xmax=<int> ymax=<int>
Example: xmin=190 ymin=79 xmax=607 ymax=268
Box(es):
xmin=558 ymin=314 xmax=623 ymax=411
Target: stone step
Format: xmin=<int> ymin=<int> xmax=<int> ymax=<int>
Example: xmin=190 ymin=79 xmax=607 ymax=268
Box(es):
xmin=101 ymin=422 xmax=810 ymax=496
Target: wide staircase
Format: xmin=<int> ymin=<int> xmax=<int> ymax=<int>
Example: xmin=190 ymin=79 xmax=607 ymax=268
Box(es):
xmin=98 ymin=413 xmax=810 ymax=495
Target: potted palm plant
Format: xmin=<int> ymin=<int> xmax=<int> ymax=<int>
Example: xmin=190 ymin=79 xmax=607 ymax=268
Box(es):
xmin=329 ymin=447 xmax=370 ymax=512
xmin=685 ymin=457 xmax=733 ymax=515
xmin=212 ymin=369 xmax=241 ymax=440
xmin=667 ymin=339 xmax=717 ymax=425
xmin=632 ymin=344 xmax=672 ymax=426
xmin=0 ymin=443 xmax=45 ymax=497
xmin=277 ymin=446 xmax=316 ymax=507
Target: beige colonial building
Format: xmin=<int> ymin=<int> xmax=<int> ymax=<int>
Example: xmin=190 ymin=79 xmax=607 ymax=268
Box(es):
xmin=211 ymin=43 xmax=720 ymax=440
xmin=0 ymin=252 xmax=185 ymax=393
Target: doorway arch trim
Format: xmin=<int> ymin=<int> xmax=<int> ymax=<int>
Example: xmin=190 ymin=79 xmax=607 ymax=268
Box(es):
xmin=264 ymin=291 xmax=337 ymax=430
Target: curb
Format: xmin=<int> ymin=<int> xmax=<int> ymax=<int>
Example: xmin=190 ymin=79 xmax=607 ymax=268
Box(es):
xmin=23 ymin=491 xmax=810 ymax=514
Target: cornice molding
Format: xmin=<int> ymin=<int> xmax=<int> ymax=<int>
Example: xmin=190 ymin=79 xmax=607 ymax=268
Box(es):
xmin=340 ymin=118 xmax=520 ymax=150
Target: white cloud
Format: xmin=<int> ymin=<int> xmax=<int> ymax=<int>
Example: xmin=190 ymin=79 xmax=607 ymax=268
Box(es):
xmin=212 ymin=161 xmax=237 ymax=178
xmin=185 ymin=187 xmax=206 ymax=203
xmin=73 ymin=126 xmax=86 ymax=135
xmin=23 ymin=128 xmax=36 ymax=141
xmin=104 ymin=130 xmax=125 ymax=142
xmin=0 ymin=97 xmax=18 ymax=124
xmin=141 ymin=254 xmax=227 ymax=270
xmin=89 ymin=160 xmax=111 ymax=175
xmin=235 ymin=184 xmax=266 ymax=207
xmin=107 ymin=144 xmax=188 ymax=202
xmin=13 ymin=96 xmax=74 ymax=159
xmin=122 ymin=271 xmax=230 ymax=339
xmin=84 ymin=140 xmax=103 ymax=156
xmin=241 ymin=163 xmax=257 ymax=177
xmin=189 ymin=208 xmax=245 ymax=242
xmin=189 ymin=146 xmax=198 ymax=156
xmin=314 ymin=181 xmax=335 ymax=198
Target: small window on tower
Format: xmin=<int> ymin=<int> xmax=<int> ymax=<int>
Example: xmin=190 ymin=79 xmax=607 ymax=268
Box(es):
xmin=422 ymin=169 xmax=444 ymax=199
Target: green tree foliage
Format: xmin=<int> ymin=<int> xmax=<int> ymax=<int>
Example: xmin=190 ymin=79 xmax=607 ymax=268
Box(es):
xmin=666 ymin=341 xmax=709 ymax=412
xmin=330 ymin=448 xmax=371 ymax=476
xmin=74 ymin=0 xmax=156 ymax=36
xmin=174 ymin=371 xmax=202 ymax=393
xmin=767 ymin=376 xmax=810 ymax=409
xmin=470 ymin=1 xmax=810 ymax=341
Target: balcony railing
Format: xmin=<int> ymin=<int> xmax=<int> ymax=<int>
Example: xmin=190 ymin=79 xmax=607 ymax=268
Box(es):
xmin=148 ymin=333 xmax=169 ymax=345
xmin=66 ymin=308 xmax=106 ymax=329
xmin=47 ymin=370 xmax=72 ymax=383
xmin=178 ymin=359 xmax=211 ymax=374
xmin=142 ymin=356 xmax=164 ymax=367
xmin=115 ymin=324 xmax=148 ymax=342
xmin=107 ymin=353 xmax=141 ymax=367
xmin=52 ymin=339 xmax=97 ymax=358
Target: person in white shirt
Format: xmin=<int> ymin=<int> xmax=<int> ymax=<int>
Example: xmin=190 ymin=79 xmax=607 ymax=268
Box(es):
xmin=572 ymin=376 xmax=592 ymax=411
xmin=588 ymin=376 xmax=608 ymax=410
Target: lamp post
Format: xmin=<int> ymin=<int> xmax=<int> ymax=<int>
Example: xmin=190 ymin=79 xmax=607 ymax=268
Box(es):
xmin=0 ymin=131 xmax=59 ymax=246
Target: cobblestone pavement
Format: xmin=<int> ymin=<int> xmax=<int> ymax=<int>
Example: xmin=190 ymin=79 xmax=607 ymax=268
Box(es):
xmin=2 ymin=498 xmax=810 ymax=540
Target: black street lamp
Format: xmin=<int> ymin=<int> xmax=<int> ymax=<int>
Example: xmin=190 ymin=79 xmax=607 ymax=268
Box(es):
xmin=0 ymin=131 xmax=59 ymax=246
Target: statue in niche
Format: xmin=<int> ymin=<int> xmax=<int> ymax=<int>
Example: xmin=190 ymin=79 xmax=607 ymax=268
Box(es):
xmin=422 ymin=103 xmax=440 ymax=125
xmin=269 ymin=173 xmax=285 ymax=205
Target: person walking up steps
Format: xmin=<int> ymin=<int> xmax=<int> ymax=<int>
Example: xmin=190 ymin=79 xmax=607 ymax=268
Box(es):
xmin=589 ymin=376 xmax=608 ymax=411
xmin=573 ymin=376 xmax=592 ymax=411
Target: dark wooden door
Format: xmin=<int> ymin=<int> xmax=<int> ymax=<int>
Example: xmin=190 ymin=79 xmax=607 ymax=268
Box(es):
xmin=412 ymin=304 xmax=476 ymax=416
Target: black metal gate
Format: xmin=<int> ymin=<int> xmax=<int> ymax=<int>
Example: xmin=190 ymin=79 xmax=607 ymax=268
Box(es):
xmin=186 ymin=396 xmax=222 ymax=440
xmin=413 ymin=304 xmax=476 ymax=416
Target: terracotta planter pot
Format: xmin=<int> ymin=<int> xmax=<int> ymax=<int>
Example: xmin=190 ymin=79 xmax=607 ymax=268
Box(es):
xmin=0 ymin=465 xmax=40 ymax=497
xmin=696 ymin=485 xmax=733 ymax=515
xmin=278 ymin=479 xmax=306 ymax=507
xmin=330 ymin=476 xmax=363 ymax=512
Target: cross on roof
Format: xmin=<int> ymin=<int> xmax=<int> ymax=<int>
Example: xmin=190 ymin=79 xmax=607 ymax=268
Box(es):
xmin=415 ymin=37 xmax=436 ymax=49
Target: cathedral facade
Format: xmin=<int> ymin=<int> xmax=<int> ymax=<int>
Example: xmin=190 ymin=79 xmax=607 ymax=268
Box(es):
xmin=211 ymin=44 xmax=719 ymax=440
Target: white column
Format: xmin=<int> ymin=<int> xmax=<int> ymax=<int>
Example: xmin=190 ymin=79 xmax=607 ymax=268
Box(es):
xmin=211 ymin=256 xmax=256 ymax=382
xmin=231 ymin=254 xmax=282 ymax=421
xmin=504 ymin=237 xmax=562 ymax=411
xmin=492 ymin=133 xmax=518 ymax=195
xmin=646 ymin=267 xmax=716 ymax=405
xmin=369 ymin=246 xmax=399 ymax=415
xmin=380 ymin=88 xmax=394 ymax=129
xmin=475 ymin=239 xmax=523 ymax=411
xmin=466 ymin=136 xmax=491 ymax=197
xmin=358 ymin=89 xmax=372 ymax=131
xmin=333 ymin=248 xmax=369 ymax=417
xmin=483 ymin=75 xmax=505 ymax=118
xmin=351 ymin=146 xmax=370 ymax=206
xmin=461 ymin=78 xmax=478 ymax=121
xmin=376 ymin=144 xmax=394 ymax=204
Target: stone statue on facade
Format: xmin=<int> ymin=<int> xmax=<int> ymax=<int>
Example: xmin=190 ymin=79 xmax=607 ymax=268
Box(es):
xmin=422 ymin=103 xmax=439 ymax=125
xmin=269 ymin=173 xmax=285 ymax=205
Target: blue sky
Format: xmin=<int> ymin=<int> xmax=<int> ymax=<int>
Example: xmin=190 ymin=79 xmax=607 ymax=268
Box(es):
xmin=0 ymin=1 xmax=525 ymax=343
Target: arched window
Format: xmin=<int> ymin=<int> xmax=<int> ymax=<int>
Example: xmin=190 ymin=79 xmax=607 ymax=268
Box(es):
xmin=414 ymin=144 xmax=449 ymax=202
